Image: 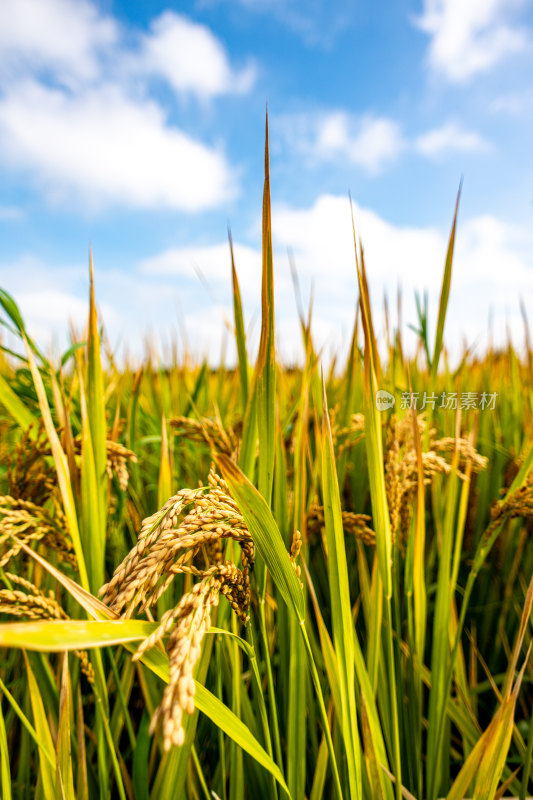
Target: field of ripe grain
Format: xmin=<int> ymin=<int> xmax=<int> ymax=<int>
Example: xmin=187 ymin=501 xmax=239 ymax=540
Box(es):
xmin=0 ymin=126 xmax=532 ymax=800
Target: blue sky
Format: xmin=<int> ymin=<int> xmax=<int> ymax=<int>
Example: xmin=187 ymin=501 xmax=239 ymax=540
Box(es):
xmin=1 ymin=0 xmax=532 ymax=364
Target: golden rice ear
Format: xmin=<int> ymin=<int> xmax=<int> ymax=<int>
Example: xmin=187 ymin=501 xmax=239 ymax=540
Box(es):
xmin=99 ymin=470 xmax=254 ymax=618
xmin=0 ymin=495 xmax=76 ymax=570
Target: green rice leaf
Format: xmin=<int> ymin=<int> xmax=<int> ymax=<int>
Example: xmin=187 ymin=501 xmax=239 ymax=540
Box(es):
xmin=78 ymin=364 xmax=105 ymax=593
xmin=216 ymin=453 xmax=305 ymax=622
xmin=0 ymin=288 xmax=26 ymax=335
xmin=0 ymin=673 xmax=55 ymax=771
xmin=86 ymin=251 xmax=107 ymax=589
xmin=320 ymin=374 xmax=362 ymax=798
xmin=0 ymin=620 xmax=159 ymax=651
xmin=256 ymin=111 xmax=276 ymax=507
xmin=24 ymin=652 xmax=57 ymax=800
xmin=0 ymin=372 xmax=36 ymax=430
xmin=229 ymin=228 xmax=249 ymax=411
xmin=56 ymin=653 xmax=75 ymax=800
xmin=431 ymin=183 xmax=461 ymax=383
xmin=0 ymin=692 xmax=12 ymax=800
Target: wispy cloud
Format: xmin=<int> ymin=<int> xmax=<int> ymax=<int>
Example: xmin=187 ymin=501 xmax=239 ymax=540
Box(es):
xmin=489 ymin=89 xmax=533 ymax=114
xmin=415 ymin=0 xmax=529 ymax=82
xmin=0 ymin=205 xmax=24 ymax=221
xmin=414 ymin=121 xmax=491 ymax=157
xmin=278 ymin=110 xmax=490 ymax=172
xmin=196 ymin=0 xmax=352 ymax=48
xmin=278 ymin=111 xmax=406 ymax=173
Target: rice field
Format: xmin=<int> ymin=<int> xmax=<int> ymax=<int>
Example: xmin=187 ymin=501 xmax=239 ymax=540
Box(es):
xmin=0 ymin=122 xmax=532 ymax=799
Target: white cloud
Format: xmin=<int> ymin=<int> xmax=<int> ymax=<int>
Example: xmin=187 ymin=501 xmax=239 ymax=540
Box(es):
xmin=0 ymin=0 xmax=117 ymax=86
xmin=138 ymin=11 xmax=255 ymax=99
xmin=415 ymin=121 xmax=490 ymax=157
xmin=0 ymin=0 xmax=254 ymax=211
xmin=0 ymin=80 xmax=235 ymax=210
xmin=415 ymin=0 xmax=529 ymax=82
xmin=278 ymin=111 xmax=406 ymax=173
xmin=0 ymin=205 xmax=24 ymax=221
xmin=489 ymin=90 xmax=533 ymax=114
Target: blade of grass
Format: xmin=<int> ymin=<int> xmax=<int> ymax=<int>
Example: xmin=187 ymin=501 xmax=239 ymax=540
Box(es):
xmin=404 ymin=397 xmax=426 ymax=798
xmin=56 ymin=653 xmax=76 ymax=800
xmin=229 ymin=227 xmax=249 ymax=411
xmin=360 ymin=695 xmax=385 ymax=800
xmin=310 ymin=729 xmax=329 ymax=800
xmin=87 ymin=249 xmax=108 ymax=583
xmin=0 ymin=673 xmax=56 ymax=770
xmin=0 ymin=620 xmax=160 ymax=651
xmin=256 ymin=110 xmax=276 ymax=509
xmin=286 ymin=370 xmax=310 ymax=800
xmin=238 ymin=371 xmax=258 ymax=480
xmin=0 ymin=696 xmax=11 ymax=800
xmin=76 ymin=686 xmax=89 ymax=800
xmin=431 ymin=183 xmax=461 ymax=385
xmin=0 ymin=287 xmax=45 ymax=361
xmin=320 ymin=373 xmax=362 ymax=799
xmin=216 ymin=454 xmax=304 ymax=621
xmin=0 ymin=372 xmax=37 ymax=429
xmin=24 ymin=652 xmax=57 ymax=800
xmin=78 ymin=359 xmax=105 ymax=593
xmin=351 ymin=208 xmax=402 ymax=798
xmin=287 ymin=614 xmax=307 ymax=800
